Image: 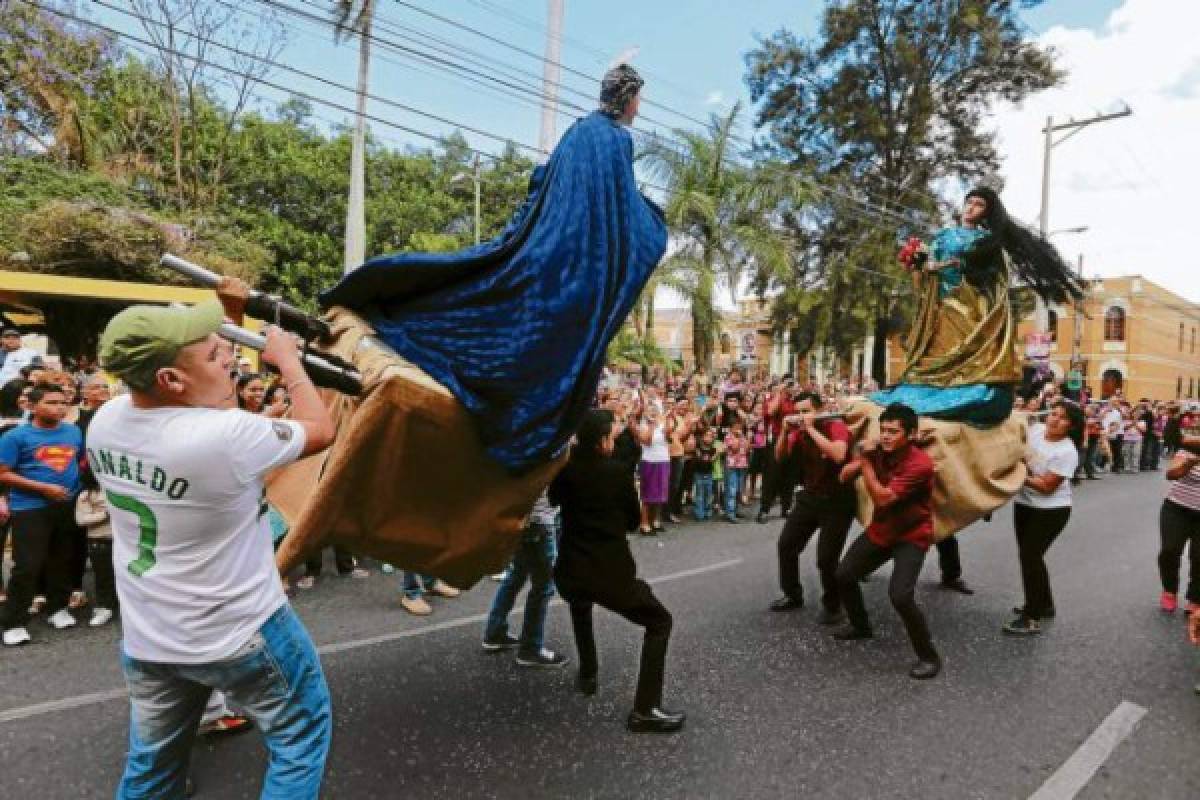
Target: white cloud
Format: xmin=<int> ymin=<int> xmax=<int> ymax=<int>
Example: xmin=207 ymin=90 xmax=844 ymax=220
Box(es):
xmin=990 ymin=0 xmax=1200 ymax=301
xmin=705 ymin=90 xmax=725 ymax=106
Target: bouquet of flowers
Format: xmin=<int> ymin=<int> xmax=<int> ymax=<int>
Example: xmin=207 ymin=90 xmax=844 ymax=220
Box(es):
xmin=897 ymin=237 xmax=929 ymax=271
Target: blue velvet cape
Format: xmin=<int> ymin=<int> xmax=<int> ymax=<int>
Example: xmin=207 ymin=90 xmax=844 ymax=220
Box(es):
xmin=320 ymin=111 xmax=668 ymax=472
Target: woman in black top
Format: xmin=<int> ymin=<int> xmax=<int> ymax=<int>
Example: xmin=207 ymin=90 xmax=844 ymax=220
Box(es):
xmin=550 ymin=409 xmax=685 ymax=733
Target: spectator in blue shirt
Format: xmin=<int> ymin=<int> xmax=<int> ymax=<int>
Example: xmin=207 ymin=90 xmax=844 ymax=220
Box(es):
xmin=0 ymin=383 xmax=85 ymax=646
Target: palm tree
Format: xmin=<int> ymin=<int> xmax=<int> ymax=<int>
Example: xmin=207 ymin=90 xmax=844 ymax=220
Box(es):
xmin=640 ymin=103 xmax=798 ymax=372
xmin=332 ymin=0 xmax=374 ymax=274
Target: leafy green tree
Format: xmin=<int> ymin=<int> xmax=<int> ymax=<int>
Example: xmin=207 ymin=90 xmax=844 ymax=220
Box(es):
xmin=744 ymin=0 xmax=1062 ymax=380
xmin=641 ymin=103 xmax=799 ymax=372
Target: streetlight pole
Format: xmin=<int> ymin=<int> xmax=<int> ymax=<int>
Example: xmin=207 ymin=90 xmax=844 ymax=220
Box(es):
xmin=1034 ymin=105 xmax=1132 ymax=331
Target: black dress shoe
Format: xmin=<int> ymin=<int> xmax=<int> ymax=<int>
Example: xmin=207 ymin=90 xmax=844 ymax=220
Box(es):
xmin=576 ymin=673 xmax=598 ymax=696
xmin=769 ymin=595 xmax=803 ymax=612
xmin=832 ymin=624 xmax=873 ymax=641
xmin=909 ymin=658 xmax=941 ymax=680
xmin=939 ymin=578 xmax=975 ymax=595
xmin=815 ymin=606 xmax=846 ymax=626
xmin=627 ymin=707 xmax=686 ymax=733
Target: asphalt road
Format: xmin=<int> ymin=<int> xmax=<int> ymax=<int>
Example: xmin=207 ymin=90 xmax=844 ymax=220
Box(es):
xmin=1 ymin=469 xmax=1197 ymax=799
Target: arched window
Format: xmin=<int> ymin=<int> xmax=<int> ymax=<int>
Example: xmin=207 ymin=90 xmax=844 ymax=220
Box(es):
xmin=1046 ymin=309 xmax=1058 ymax=343
xmin=1104 ymin=307 xmax=1126 ymax=342
xmin=719 ymin=332 xmax=732 ymax=355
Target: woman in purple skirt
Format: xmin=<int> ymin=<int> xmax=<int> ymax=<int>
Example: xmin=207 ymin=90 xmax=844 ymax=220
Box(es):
xmin=638 ymin=404 xmax=672 ymax=535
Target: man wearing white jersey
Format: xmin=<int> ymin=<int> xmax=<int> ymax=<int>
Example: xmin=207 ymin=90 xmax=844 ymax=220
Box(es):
xmin=88 ymin=299 xmax=334 ymax=799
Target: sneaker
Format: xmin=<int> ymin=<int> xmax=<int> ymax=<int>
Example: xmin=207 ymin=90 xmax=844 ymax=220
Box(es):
xmin=346 ymin=567 xmax=370 ymax=579
xmin=481 ymin=632 xmax=520 ymax=652
xmin=198 ymin=714 xmax=253 ymax=737
xmin=489 ymin=572 xmax=508 ymax=582
xmin=381 ymin=563 xmax=396 ymax=574
xmin=724 ymin=513 xmax=740 ymax=524
xmin=400 ymin=594 xmax=432 ymax=615
xmin=516 ymin=648 xmax=569 ymax=668
xmin=1002 ymin=614 xmax=1041 ymax=635
xmin=2 ymin=627 xmax=30 ymax=646
xmin=68 ymin=590 xmax=88 ymax=609
xmin=429 ymin=580 xmax=460 ymax=598
xmin=28 ymin=595 xmax=46 ymax=615
xmin=47 ymin=609 xmax=77 ymax=630
xmin=89 ymin=607 xmax=114 ymax=627
xmin=1161 ymin=591 xmax=1179 ymax=613
xmin=296 ymin=575 xmax=316 ymax=590
xmin=1012 ymin=605 xmax=1056 ymax=620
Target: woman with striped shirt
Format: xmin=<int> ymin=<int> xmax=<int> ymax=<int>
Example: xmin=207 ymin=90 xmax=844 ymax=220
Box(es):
xmin=1158 ymin=447 xmax=1200 ymax=614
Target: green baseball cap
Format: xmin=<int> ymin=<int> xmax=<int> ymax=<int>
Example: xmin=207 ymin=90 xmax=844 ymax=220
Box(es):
xmin=99 ymin=300 xmax=225 ymax=389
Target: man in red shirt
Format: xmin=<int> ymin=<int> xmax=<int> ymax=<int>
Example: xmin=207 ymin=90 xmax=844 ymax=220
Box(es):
xmin=833 ymin=403 xmax=941 ymax=680
xmin=768 ymin=392 xmax=855 ymax=625
xmin=755 ymin=381 xmax=797 ymax=523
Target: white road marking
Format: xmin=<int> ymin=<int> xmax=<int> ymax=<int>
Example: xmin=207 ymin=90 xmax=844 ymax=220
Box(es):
xmin=0 ymin=557 xmax=743 ymax=724
xmin=1028 ymin=701 xmax=1148 ymax=800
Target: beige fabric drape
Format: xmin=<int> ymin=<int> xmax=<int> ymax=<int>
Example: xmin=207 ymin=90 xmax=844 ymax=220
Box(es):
xmin=268 ymin=307 xmax=564 ymax=588
xmin=842 ymin=397 xmax=1029 ymax=541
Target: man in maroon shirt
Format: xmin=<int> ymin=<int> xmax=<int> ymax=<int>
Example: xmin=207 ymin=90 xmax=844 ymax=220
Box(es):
xmin=768 ymin=392 xmax=855 ymax=625
xmin=756 ymin=381 xmax=798 ymax=523
xmin=833 ymin=403 xmax=941 ymax=680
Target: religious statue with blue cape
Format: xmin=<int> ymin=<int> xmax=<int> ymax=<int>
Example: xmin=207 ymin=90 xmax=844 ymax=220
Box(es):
xmin=269 ymin=65 xmax=668 ymax=586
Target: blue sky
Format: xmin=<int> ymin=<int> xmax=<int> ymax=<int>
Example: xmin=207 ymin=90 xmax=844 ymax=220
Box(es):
xmin=87 ymin=0 xmax=1124 ymax=161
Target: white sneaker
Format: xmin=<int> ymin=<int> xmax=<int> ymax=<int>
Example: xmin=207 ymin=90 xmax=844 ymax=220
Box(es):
xmin=89 ymin=607 xmax=114 ymax=627
xmin=2 ymin=627 xmax=31 ymax=646
xmin=47 ymin=609 xmax=77 ymax=630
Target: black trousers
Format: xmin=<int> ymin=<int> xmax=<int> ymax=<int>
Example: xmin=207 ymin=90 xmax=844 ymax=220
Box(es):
xmin=567 ymin=580 xmax=673 ymax=713
xmin=777 ymin=490 xmax=856 ymax=611
xmin=758 ymin=444 xmax=795 ymax=517
xmin=668 ymin=456 xmax=686 ymax=515
xmin=69 ymin=522 xmax=88 ymax=592
xmin=87 ymin=539 xmax=119 ymax=611
xmin=1109 ymin=436 xmax=1124 ymax=473
xmin=836 ymin=533 xmax=938 ymax=662
xmin=304 ymin=546 xmax=357 ymax=577
xmin=1141 ymin=434 xmax=1160 ymax=471
xmin=1 ymin=505 xmax=77 ymax=629
xmin=1083 ymin=438 xmax=1099 ymax=478
xmin=936 ymin=537 xmax=962 ymax=583
xmin=1159 ymin=499 xmax=1200 ymax=605
xmin=1013 ymin=503 xmax=1071 ymax=619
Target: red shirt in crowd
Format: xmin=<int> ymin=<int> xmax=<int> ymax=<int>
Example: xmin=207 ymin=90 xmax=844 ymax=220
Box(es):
xmin=783 ymin=418 xmax=853 ymax=497
xmin=766 ymin=393 xmax=796 ymax=441
xmin=864 ymin=443 xmax=935 ymax=551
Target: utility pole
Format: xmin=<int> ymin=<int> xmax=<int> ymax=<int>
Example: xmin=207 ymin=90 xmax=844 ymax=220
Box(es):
xmin=1034 ymin=105 xmax=1132 ymax=330
xmin=343 ymin=0 xmax=374 ymax=274
xmin=538 ymin=0 xmax=564 ymax=160
xmin=1071 ymin=253 xmax=1085 ymax=385
xmin=471 ymin=153 xmax=481 ymax=246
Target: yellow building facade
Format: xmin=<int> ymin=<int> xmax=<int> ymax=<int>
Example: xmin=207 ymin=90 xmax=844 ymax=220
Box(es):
xmin=885 ymin=274 xmax=1200 ymax=401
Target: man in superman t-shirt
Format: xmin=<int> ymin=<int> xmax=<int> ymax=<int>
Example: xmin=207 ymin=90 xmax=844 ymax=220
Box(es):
xmin=0 ymin=383 xmax=85 ymax=645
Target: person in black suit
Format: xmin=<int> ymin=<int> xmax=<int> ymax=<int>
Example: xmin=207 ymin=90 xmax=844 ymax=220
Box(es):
xmin=550 ymin=409 xmax=685 ymax=734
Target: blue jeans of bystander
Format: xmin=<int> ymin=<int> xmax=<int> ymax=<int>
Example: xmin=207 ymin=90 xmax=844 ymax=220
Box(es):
xmin=483 ymin=522 xmax=558 ymax=654
xmin=693 ymin=474 xmax=714 ymax=520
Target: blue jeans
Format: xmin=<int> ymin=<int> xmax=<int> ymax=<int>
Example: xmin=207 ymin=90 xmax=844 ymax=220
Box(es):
xmin=693 ymin=474 xmax=714 ymax=520
xmin=118 ymin=604 xmax=331 ymax=800
xmin=483 ymin=522 xmax=557 ymax=654
xmin=402 ymin=572 xmax=435 ymax=599
xmin=725 ymin=468 xmax=746 ymax=516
